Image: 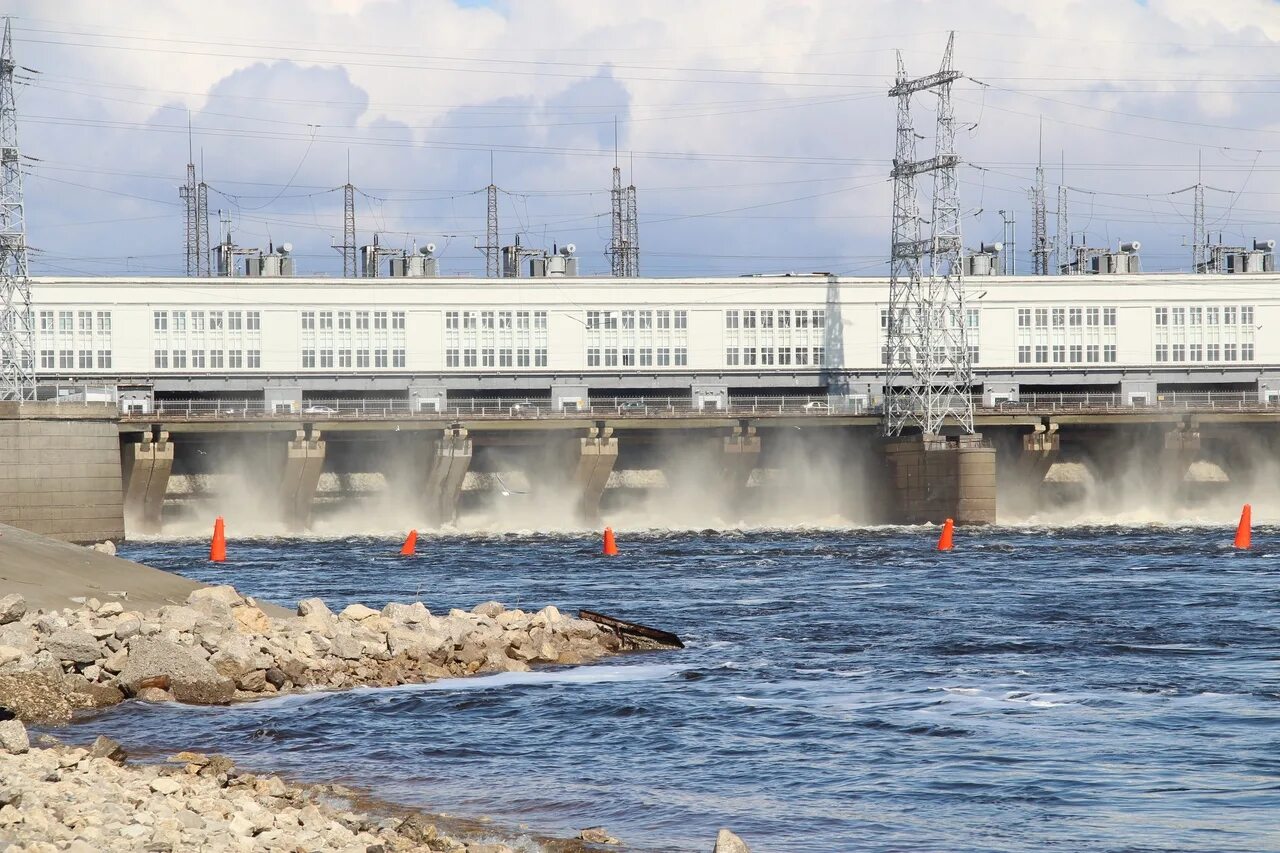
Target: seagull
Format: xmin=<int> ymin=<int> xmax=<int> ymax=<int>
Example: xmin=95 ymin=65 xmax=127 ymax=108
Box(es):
xmin=494 ymin=473 xmax=528 ymax=497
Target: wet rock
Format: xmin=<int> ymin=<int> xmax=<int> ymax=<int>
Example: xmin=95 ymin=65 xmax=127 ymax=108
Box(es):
xmin=264 ymin=667 xmax=287 ymax=689
xmin=117 ymin=638 xmax=234 ymax=705
xmin=0 ymin=594 xmax=25 ymax=625
xmin=0 ymin=719 xmax=28 ymax=753
xmin=579 ymin=826 xmax=621 ymax=845
xmin=714 ymin=829 xmax=751 ymax=853
xmin=135 ymin=685 xmax=174 ymax=702
xmin=44 ymin=629 xmax=100 ymax=665
xmin=0 ymin=672 xmax=75 ymax=724
xmin=88 ymin=735 xmax=126 ymax=763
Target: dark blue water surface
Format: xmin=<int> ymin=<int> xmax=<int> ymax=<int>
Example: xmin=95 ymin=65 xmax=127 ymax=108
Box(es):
xmin=86 ymin=528 xmax=1280 ymax=852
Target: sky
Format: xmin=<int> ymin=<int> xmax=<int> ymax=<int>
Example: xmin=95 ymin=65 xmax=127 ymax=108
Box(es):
xmin=8 ymin=0 xmax=1280 ymax=278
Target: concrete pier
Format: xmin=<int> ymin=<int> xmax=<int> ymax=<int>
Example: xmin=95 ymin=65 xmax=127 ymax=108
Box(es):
xmin=423 ymin=427 xmax=472 ymax=525
xmin=564 ymin=426 xmax=618 ymax=521
xmin=720 ymin=425 xmax=762 ymax=491
xmin=278 ymin=428 xmax=326 ymax=530
xmin=882 ymin=433 xmax=998 ymax=524
xmin=121 ymin=429 xmax=173 ymax=534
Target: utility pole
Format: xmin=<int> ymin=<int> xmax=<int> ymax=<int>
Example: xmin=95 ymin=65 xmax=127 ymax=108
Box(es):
xmin=332 ymin=153 xmax=357 ymax=278
xmin=883 ymin=32 xmax=972 ymax=438
xmin=0 ymin=17 xmax=34 ymax=400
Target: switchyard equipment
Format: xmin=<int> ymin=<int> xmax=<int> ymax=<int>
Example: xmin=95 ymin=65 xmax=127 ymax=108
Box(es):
xmin=0 ymin=18 xmax=32 ymax=400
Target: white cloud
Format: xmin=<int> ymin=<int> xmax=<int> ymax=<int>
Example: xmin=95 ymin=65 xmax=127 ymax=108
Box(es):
xmin=11 ymin=0 xmax=1280 ymax=276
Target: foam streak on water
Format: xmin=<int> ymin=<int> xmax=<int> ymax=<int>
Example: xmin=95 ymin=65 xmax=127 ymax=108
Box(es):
xmin=80 ymin=527 xmax=1280 ymax=853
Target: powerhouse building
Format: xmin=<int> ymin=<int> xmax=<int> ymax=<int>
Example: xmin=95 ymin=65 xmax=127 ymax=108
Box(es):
xmin=26 ymin=268 xmax=1280 ymax=409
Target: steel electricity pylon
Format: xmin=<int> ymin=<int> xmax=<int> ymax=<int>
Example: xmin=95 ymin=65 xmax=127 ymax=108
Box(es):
xmin=883 ymin=32 xmax=972 ymax=437
xmin=0 ymin=17 xmax=34 ymax=400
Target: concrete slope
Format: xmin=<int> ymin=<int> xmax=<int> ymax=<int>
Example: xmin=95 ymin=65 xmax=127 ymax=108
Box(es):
xmin=0 ymin=522 xmax=287 ymax=615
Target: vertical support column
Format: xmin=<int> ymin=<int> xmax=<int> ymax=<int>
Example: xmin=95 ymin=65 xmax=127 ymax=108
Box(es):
xmin=280 ymin=428 xmax=326 ymax=531
xmin=1016 ymin=421 xmax=1060 ymax=489
xmin=424 ymin=426 xmax=472 ymax=526
xmin=1161 ymin=420 xmax=1201 ymax=493
xmin=882 ymin=432 xmax=997 ymax=524
xmin=721 ymin=424 xmax=761 ymax=490
xmin=566 ymin=426 xmax=619 ymax=521
xmin=121 ymin=428 xmax=173 ymax=534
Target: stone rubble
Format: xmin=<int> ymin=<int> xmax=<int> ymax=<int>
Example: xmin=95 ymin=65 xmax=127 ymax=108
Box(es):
xmin=0 ymin=588 xmax=625 ymax=721
xmin=0 ymin=719 xmax=511 ymax=853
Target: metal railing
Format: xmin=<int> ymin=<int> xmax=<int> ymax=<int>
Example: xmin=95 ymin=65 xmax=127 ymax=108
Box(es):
xmin=115 ymin=390 xmax=1280 ymax=422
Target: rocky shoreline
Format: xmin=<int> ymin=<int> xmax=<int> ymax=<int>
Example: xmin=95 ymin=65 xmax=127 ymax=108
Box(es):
xmin=0 ymin=586 xmax=623 ymax=720
xmin=0 ymin=580 xmax=751 ymax=851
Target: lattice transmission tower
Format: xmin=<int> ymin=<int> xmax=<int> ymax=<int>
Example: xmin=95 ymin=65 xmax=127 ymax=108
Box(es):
xmin=624 ymin=181 xmax=639 ymax=276
xmin=883 ymin=32 xmax=972 ymax=437
xmin=608 ymin=160 xmax=625 ymax=277
xmin=1056 ymin=154 xmax=1069 ymax=274
xmin=1030 ymin=128 xmax=1049 ymax=275
xmin=1192 ymin=152 xmax=1206 ymax=273
xmin=0 ymin=18 xmax=34 ymax=400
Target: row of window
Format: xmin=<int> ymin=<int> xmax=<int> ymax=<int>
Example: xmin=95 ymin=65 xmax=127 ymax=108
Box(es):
xmin=154 ymin=310 xmax=259 ymax=333
xmin=39 ymin=350 xmax=112 ymax=369
xmin=301 ymin=310 xmax=404 ymax=331
xmin=1155 ymin=306 xmax=1253 ymax=326
xmin=727 ymin=309 xmax=825 ymax=330
xmin=587 ymin=310 xmax=687 ymax=331
xmin=882 ymin=346 xmax=980 ymax=365
xmin=302 ymin=348 xmax=405 ymax=369
xmin=727 ymin=346 xmax=826 ymax=367
xmin=445 ymin=310 xmax=549 ymax=331
xmin=587 ymin=347 xmax=688 ymax=367
xmin=445 ymin=348 xmax=550 ymax=368
xmin=1017 ymin=307 xmax=1117 ymax=328
xmin=881 ymin=308 xmax=979 ymax=331
xmin=1018 ymin=344 xmax=1118 ymax=364
xmin=1155 ymin=343 xmax=1254 ymax=362
xmin=38 ymin=311 xmax=111 ymax=334
xmin=153 ymin=349 xmax=261 ymax=369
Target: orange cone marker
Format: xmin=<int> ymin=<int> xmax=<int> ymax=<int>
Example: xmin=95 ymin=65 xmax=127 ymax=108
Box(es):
xmin=936 ymin=518 xmax=955 ymax=552
xmin=400 ymin=529 xmax=418 ymax=556
xmin=602 ymin=527 xmax=618 ymax=556
xmin=209 ymin=516 xmax=226 ymax=563
xmin=1233 ymin=504 xmax=1251 ymax=550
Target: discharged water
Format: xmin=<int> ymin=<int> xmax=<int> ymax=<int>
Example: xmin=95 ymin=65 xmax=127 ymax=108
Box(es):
xmin=76 ymin=528 xmax=1280 ymax=852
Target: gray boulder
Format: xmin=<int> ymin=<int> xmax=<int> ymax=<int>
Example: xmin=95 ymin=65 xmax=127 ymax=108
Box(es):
xmin=45 ymin=629 xmax=101 ymax=665
xmin=0 ymin=594 xmax=25 ymax=626
xmin=0 ymin=623 xmax=37 ymax=655
xmin=714 ymin=829 xmax=751 ymax=853
xmin=0 ymin=719 xmax=29 ymax=754
xmin=117 ymin=637 xmax=235 ymax=705
xmin=472 ymin=601 xmax=505 ymax=619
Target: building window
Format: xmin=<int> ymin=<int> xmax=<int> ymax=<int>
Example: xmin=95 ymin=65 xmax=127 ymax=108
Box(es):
xmin=445 ymin=311 xmax=459 ymax=330
xmin=1242 ymin=343 xmax=1254 ymax=361
xmin=445 ymin=348 xmax=460 ymax=368
xmin=742 ymin=310 xmax=756 ymax=330
xmin=622 ymin=349 xmax=635 ymax=367
xmin=392 ymin=311 xmax=405 ymax=330
xmin=795 ymin=347 xmax=809 ymax=366
xmin=58 ymin=350 xmax=72 ymax=368
xmin=517 ymin=348 xmax=530 ymax=367
xmin=357 ymin=349 xmax=370 ymax=368
xmin=375 ymin=348 xmax=389 ymax=368
xmin=1104 ymin=345 xmax=1116 ymax=362
xmin=622 ymin=310 xmax=636 ymax=331
xmin=726 ymin=310 xmax=739 ymax=330
xmin=1052 ymin=308 xmax=1065 ymax=327
xmin=1172 ymin=307 xmax=1185 ymax=326
xmin=338 ymin=349 xmax=352 ymax=368
xmin=302 ymin=350 xmax=316 ymax=368
xmin=674 ymin=310 xmax=688 ymax=330
xmin=357 ymin=311 xmax=370 ymax=330
xmin=499 ymin=348 xmax=513 ymax=368
xmin=172 ymin=350 xmax=187 ymax=369
xmin=1224 ymin=343 xmax=1238 ymax=361
xmin=1035 ymin=345 xmax=1048 ymax=363
xmin=1207 ymin=344 xmax=1220 ymax=361
xmin=96 ymin=350 xmax=112 ymax=369
xmin=1086 ymin=345 xmax=1099 ymax=363
xmin=603 ymin=312 xmax=617 ymax=331
xmin=1069 ymin=345 xmax=1082 ymax=362
xmin=640 ymin=347 xmax=653 ymax=366
xmin=966 ymin=308 xmax=980 ymax=329
xmin=209 ymin=311 xmax=223 ymax=331
xmin=656 ymin=311 xmax=671 ymax=330
xmin=1172 ymin=344 xmax=1186 ymax=361
xmin=1052 ymin=345 xmax=1065 ymax=363
xmin=813 ymin=310 xmax=825 ymax=330
xmin=40 ymin=350 xmax=54 ymax=369
xmin=39 ymin=311 xmax=52 ymax=332
xmin=1189 ymin=344 xmax=1202 ymax=361
xmin=1224 ymin=306 xmax=1238 ymax=325
xmin=153 ymin=350 xmax=168 ymax=369
xmin=1155 ymin=344 xmax=1168 ymax=362
xmin=1104 ymin=308 xmax=1116 ymax=326
xmin=1017 ymin=345 xmax=1031 ymax=364
xmin=604 ymin=348 xmax=618 ymax=367
xmin=191 ymin=311 xmax=205 ymax=332
xmin=191 ymin=350 xmax=205 ymax=369
xmin=246 ymin=311 xmax=260 ymax=332
xmin=1017 ymin=308 xmax=1031 ymax=328
xmin=535 ymin=311 xmax=547 ymax=330
xmin=78 ymin=350 xmax=93 ymax=369
xmin=778 ymin=347 xmax=791 ymax=366
xmin=463 ymin=348 xmax=476 ymax=368
xmin=374 ymin=312 xmax=388 ymax=331
xmin=153 ymin=311 xmax=167 ymax=332
xmin=247 ymin=350 xmax=261 ymax=368
xmin=78 ymin=311 xmax=92 ymax=332
xmin=1086 ymin=307 xmax=1099 ymax=326
xmin=1206 ymin=307 xmax=1220 ymax=325
xmin=726 ymin=347 xmax=739 ymax=366
xmin=320 ymin=350 xmax=334 ymax=368
xmin=228 ymin=349 xmax=243 ymax=369
xmin=587 ymin=347 xmax=601 ymax=367
xmin=481 ymin=348 xmax=495 ymax=368
xmin=1189 ymin=307 xmax=1203 ymax=326
xmin=797 ymin=311 xmax=809 ymax=330
xmin=534 ymin=348 xmax=547 ymax=367
xmin=392 ymin=348 xmax=406 ymax=368
xmin=1034 ymin=308 xmax=1048 ymax=328
xmin=967 ymin=345 xmax=977 ymax=365
xmin=228 ymin=311 xmax=242 ymax=331
xmin=1155 ymin=307 xmax=1168 ymax=326
xmin=210 ymin=350 xmax=224 ymax=369
xmin=674 ymin=347 xmax=687 ymax=366
xmin=656 ymin=347 xmax=670 ymax=366
xmin=1242 ymin=305 xmax=1254 ymax=325
xmin=1069 ymin=308 xmax=1082 ymax=327
xmin=172 ymin=311 xmax=187 ymax=332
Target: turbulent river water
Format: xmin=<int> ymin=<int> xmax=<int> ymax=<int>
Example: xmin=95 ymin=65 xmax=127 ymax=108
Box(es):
xmin=79 ymin=527 xmax=1280 ymax=852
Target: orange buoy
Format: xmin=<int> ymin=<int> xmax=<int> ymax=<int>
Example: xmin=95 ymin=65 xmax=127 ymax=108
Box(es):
xmin=1233 ymin=504 xmax=1251 ymax=550
xmin=602 ymin=527 xmax=618 ymax=556
xmin=936 ymin=518 xmax=955 ymax=552
xmin=209 ymin=516 xmax=226 ymax=563
xmin=400 ymin=529 xmax=418 ymax=556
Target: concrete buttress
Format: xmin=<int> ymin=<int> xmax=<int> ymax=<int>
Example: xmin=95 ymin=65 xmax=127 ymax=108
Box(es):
xmin=279 ymin=428 xmax=326 ymax=530
xmin=564 ymin=427 xmax=619 ymax=521
xmin=423 ymin=427 xmax=472 ymax=526
xmin=121 ymin=430 xmax=173 ymax=534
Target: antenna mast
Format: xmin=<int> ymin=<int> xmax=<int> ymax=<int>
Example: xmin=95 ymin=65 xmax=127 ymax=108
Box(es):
xmin=884 ymin=32 xmax=972 ymax=437
xmin=0 ymin=17 xmax=34 ymax=399
xmin=1031 ymin=121 xmax=1049 ymax=275
xmin=333 ymin=154 xmax=357 ymax=278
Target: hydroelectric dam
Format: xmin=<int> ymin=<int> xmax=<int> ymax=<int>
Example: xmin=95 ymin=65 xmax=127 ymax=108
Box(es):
xmin=5 ymin=266 xmax=1280 ymax=540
